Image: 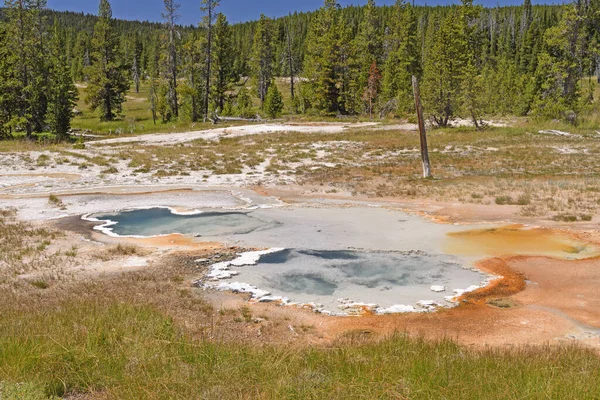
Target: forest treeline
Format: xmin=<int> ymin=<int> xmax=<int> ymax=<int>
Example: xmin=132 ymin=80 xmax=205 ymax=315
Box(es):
xmin=0 ymin=0 xmax=599 ymax=139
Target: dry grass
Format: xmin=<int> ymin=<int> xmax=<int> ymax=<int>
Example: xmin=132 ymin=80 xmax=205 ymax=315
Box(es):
xmin=0 ymin=209 xmax=72 ymax=285
xmin=4 ymin=120 xmax=600 ymax=221
xmin=92 ymin=244 xmax=147 ymax=262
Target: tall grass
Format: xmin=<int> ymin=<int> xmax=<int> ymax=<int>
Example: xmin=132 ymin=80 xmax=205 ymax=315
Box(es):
xmin=0 ymin=297 xmax=598 ymax=399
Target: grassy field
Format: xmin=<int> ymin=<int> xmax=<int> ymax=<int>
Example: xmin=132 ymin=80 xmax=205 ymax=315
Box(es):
xmin=2 ymin=300 xmax=599 ymax=399
xmin=71 ymin=83 xmax=225 ymax=136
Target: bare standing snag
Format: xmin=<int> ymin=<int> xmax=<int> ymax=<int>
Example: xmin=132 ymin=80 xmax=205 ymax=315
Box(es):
xmin=412 ymin=75 xmax=432 ymax=179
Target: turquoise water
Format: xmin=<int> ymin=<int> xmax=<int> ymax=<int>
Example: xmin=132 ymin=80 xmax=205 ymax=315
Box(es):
xmin=90 ymin=208 xmax=275 ymax=237
xmin=89 ymin=207 xmax=489 ymax=313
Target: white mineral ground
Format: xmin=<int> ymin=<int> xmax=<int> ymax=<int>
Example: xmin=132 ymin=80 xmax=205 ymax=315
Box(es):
xmin=90 ymin=122 xmax=379 ymax=146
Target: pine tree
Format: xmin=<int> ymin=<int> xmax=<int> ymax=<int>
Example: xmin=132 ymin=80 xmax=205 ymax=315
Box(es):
xmin=459 ymin=0 xmax=485 ymax=128
xmin=85 ymin=0 xmax=130 ymax=121
xmin=71 ymin=31 xmax=90 ymax=82
xmin=263 ymin=81 xmax=284 ymax=118
xmin=212 ymin=13 xmax=236 ymax=113
xmin=336 ymin=8 xmax=357 ymax=114
xmin=132 ymin=54 xmax=141 ymax=95
xmin=303 ymin=0 xmax=343 ymax=114
xmin=236 ymin=85 xmax=254 ymax=118
xmin=250 ymin=14 xmax=275 ymax=107
xmin=181 ymin=31 xmax=207 ymax=122
xmin=131 ymin=34 xmax=143 ymax=94
xmin=162 ymin=0 xmax=180 ymax=118
xmin=4 ymin=0 xmax=47 ymax=138
xmin=531 ymin=4 xmax=585 ymax=120
xmin=47 ymin=21 xmax=78 ymax=140
xmin=362 ymin=61 xmax=381 ymax=119
xmin=421 ymin=11 xmax=466 ymax=127
xmin=284 ymin=18 xmax=297 ymax=103
xmin=0 ymin=22 xmax=17 ymax=138
xmin=29 ymin=0 xmax=49 ymax=133
xmin=353 ymin=0 xmax=383 ymax=113
xmin=585 ymin=0 xmax=600 ymax=82
xmin=381 ymin=0 xmax=420 ymax=115
xmin=147 ymin=35 xmax=160 ymax=125
xmin=201 ymin=0 xmax=220 ymax=120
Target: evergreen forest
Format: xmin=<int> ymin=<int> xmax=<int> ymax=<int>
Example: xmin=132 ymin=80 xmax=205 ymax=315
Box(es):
xmin=1 ymin=0 xmax=599 ymax=139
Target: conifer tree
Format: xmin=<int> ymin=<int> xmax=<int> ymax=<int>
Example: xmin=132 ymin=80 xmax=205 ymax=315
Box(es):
xmin=459 ymin=0 xmax=485 ymax=128
xmin=131 ymin=34 xmax=143 ymax=94
xmin=85 ymin=0 xmax=129 ymax=121
xmin=381 ymin=0 xmax=420 ymax=115
xmin=353 ymin=0 xmax=382 ymax=112
xmin=71 ymin=31 xmax=90 ymax=82
xmin=201 ymin=0 xmax=220 ymax=120
xmin=179 ymin=31 xmax=207 ymax=122
xmin=250 ymin=15 xmax=275 ymax=107
xmin=29 ymin=0 xmax=49 ymax=133
xmin=531 ymin=4 xmax=585 ymax=120
xmin=263 ymin=81 xmax=284 ymax=118
xmin=0 ymin=22 xmax=16 ymax=138
xmin=147 ymin=35 xmax=160 ymax=125
xmin=4 ymin=0 xmax=47 ymax=138
xmin=47 ymin=21 xmax=78 ymax=140
xmin=162 ymin=0 xmax=180 ymax=118
xmin=236 ymin=86 xmax=254 ymax=118
xmin=362 ymin=61 xmax=381 ymax=119
xmin=303 ymin=0 xmax=343 ymax=114
xmin=212 ymin=13 xmax=236 ymax=113
xmin=421 ymin=11 xmax=466 ymax=127
xmin=132 ymin=54 xmax=141 ymax=95
xmin=284 ymin=18 xmax=297 ymax=103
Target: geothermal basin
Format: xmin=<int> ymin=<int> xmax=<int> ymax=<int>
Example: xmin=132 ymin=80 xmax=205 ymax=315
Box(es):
xmin=87 ymin=206 xmax=598 ymax=315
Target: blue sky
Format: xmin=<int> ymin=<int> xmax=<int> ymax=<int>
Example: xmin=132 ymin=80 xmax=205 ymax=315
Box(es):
xmin=46 ymin=0 xmax=555 ymax=25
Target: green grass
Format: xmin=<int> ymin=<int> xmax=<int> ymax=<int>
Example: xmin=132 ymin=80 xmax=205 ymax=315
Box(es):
xmin=72 ymin=83 xmax=223 ymax=136
xmin=1 ymin=298 xmax=599 ymax=399
xmin=0 ymin=301 xmax=600 ymax=399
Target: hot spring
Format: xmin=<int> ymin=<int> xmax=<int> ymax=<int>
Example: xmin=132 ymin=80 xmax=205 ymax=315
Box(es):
xmin=87 ymin=206 xmax=547 ymax=315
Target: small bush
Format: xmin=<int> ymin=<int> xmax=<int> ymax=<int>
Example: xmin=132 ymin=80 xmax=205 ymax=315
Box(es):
xmin=495 ymin=196 xmax=513 ymax=205
xmin=495 ymin=194 xmax=530 ymax=206
xmin=580 ymin=214 xmax=593 ymax=222
xmin=551 ymin=214 xmax=592 ymax=222
xmin=73 ymin=138 xmax=85 ymax=149
xmin=101 ymin=166 xmax=119 ymax=174
xmin=48 ymin=194 xmax=63 ymax=208
xmin=515 ymin=194 xmax=531 ymax=205
xmin=29 ymin=279 xmax=49 ymax=290
xmin=36 ymin=154 xmax=50 ymax=166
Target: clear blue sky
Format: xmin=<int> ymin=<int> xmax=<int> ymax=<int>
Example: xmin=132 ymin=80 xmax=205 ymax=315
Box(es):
xmin=46 ymin=0 xmax=556 ymax=26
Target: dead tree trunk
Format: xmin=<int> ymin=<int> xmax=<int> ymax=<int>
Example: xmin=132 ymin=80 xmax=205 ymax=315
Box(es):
xmin=286 ymin=22 xmax=295 ymax=101
xmin=412 ymin=76 xmax=432 ymax=179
